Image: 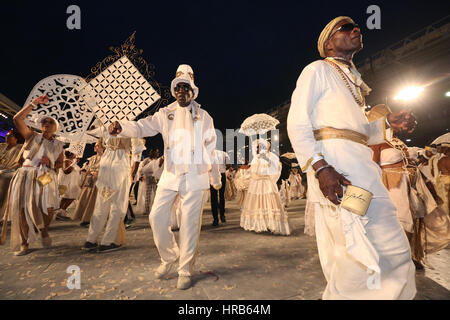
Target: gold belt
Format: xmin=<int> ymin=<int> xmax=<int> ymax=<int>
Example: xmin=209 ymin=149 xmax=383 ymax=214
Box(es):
xmin=313 ymin=127 xmax=368 ymax=146
xmin=107 ymin=146 xmax=126 ymax=151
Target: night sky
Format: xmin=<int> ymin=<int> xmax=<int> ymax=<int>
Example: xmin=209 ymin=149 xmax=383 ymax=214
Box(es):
xmin=0 ymin=1 xmax=448 ymax=134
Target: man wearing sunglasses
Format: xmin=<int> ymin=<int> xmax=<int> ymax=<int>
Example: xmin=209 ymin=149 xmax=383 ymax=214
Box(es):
xmin=109 ymin=64 xmax=221 ymax=290
xmin=287 ymin=16 xmax=417 ymax=299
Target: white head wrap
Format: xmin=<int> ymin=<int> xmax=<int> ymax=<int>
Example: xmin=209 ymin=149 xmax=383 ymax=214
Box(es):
xmin=171 ymin=64 xmax=199 ymax=99
xmin=318 ymin=16 xmax=354 ymax=58
xmin=29 ymin=113 xmax=60 ymax=134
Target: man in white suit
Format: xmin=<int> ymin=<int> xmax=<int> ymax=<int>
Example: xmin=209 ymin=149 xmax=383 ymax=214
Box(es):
xmin=109 ymin=64 xmax=221 ymax=290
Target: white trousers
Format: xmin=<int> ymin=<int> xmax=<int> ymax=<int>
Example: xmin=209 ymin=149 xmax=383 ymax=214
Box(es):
xmin=315 ymin=197 xmax=416 ymax=300
xmin=87 ymin=181 xmax=129 ymax=246
xmin=150 ymin=178 xmax=207 ymax=277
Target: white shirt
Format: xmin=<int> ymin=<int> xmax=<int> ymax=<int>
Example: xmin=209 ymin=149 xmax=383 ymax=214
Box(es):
xmin=119 ymin=101 xmax=220 ymax=192
xmin=214 ymin=150 xmax=231 ymax=174
xmin=287 ymin=60 xmax=388 ymax=200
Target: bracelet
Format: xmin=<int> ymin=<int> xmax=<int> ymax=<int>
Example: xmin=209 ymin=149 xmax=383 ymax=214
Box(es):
xmin=314 ymin=165 xmax=333 ymax=179
xmin=30 ymin=102 xmax=38 ymax=109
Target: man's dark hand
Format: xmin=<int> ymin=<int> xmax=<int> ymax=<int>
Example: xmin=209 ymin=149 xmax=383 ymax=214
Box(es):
xmin=387 ymin=110 xmax=417 ymax=134
xmin=109 ymin=121 xmax=122 ymax=136
xmin=313 ymin=160 xmax=352 ymax=205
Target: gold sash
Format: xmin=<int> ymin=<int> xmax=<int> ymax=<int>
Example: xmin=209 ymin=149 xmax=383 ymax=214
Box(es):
xmin=313 ymin=127 xmax=368 ymax=146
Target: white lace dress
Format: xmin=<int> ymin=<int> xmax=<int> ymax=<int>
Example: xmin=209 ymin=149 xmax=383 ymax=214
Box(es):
xmin=58 ymin=159 xmax=81 ymax=200
xmin=240 ymin=154 xmax=290 ymax=235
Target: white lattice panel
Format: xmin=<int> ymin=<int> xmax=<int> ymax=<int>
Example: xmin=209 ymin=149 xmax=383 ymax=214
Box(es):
xmin=24 ymin=75 xmax=94 ymax=135
xmin=81 ymin=56 xmax=160 ymax=126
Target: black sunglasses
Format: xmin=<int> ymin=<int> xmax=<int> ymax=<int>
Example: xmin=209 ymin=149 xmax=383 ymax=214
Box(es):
xmin=329 ymin=23 xmax=360 ymax=39
xmin=174 ymin=83 xmax=192 ymax=92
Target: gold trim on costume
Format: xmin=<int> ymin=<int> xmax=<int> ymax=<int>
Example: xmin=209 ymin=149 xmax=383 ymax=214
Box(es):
xmin=313 ymin=127 xmax=368 ymax=146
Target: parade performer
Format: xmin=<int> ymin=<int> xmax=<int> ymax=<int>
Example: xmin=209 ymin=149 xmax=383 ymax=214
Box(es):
xmin=234 ymin=161 xmax=251 ymax=208
xmin=431 ymin=145 xmax=450 ymax=215
xmin=1 ymin=95 xmax=64 ymax=255
xmin=287 ymin=16 xmax=417 ymax=299
xmin=81 ymin=129 xmax=140 ymax=253
xmin=368 ymin=107 xmax=427 ymax=268
xmin=72 ymin=138 xmax=104 ymax=227
xmin=108 ymin=64 xmax=221 ymax=290
xmin=135 ymin=150 xmax=163 ymax=215
xmin=240 ymin=139 xmax=290 ymax=235
xmin=0 ymin=129 xmax=24 ymax=221
xmin=225 ymin=167 xmax=237 ymax=201
xmin=56 ymin=150 xmax=81 ymax=220
xmin=210 ymin=150 xmax=230 ymax=226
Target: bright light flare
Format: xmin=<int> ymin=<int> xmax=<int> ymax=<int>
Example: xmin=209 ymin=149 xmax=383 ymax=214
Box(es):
xmin=394 ymin=86 xmax=424 ymax=101
xmin=445 ymin=91 xmax=450 ymax=97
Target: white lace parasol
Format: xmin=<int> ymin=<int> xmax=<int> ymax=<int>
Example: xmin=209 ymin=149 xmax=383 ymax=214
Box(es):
xmin=239 ymin=113 xmax=280 ymax=136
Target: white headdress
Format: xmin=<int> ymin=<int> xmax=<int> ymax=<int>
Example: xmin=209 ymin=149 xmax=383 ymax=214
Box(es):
xmin=171 ymin=64 xmax=199 ymax=100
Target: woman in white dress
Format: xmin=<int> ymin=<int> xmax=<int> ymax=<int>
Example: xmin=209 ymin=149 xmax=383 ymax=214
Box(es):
xmin=135 ymin=150 xmax=163 ymax=215
xmin=1 ymin=95 xmax=64 ymax=255
xmin=240 ymin=139 xmax=290 ymax=235
xmin=288 ymin=168 xmax=305 ymax=200
xmin=72 ymin=140 xmax=104 ymax=227
xmin=370 ymin=127 xmax=430 ymax=269
xmin=0 ymin=130 xmax=24 ymax=222
xmin=288 ymin=169 xmax=299 ymax=201
xmin=225 ymin=167 xmax=237 ymax=201
xmin=234 ymin=161 xmax=251 ymax=208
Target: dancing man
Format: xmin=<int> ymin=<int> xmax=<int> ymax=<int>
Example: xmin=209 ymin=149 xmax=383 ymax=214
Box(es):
xmin=287 ymin=16 xmax=417 ymax=299
xmin=109 ymin=64 xmax=221 ymax=290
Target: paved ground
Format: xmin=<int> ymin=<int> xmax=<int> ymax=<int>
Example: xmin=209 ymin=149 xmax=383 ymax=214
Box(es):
xmin=0 ymin=198 xmax=449 ymax=300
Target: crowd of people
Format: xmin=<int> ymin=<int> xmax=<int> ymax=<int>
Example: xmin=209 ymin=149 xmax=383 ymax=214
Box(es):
xmin=0 ymin=16 xmax=449 ymax=298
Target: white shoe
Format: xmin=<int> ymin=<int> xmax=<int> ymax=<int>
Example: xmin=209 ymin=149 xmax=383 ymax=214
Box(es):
xmin=154 ymin=263 xmax=175 ymax=279
xmin=177 ymin=276 xmax=192 ymax=290
xmin=14 ymin=245 xmax=30 ymax=256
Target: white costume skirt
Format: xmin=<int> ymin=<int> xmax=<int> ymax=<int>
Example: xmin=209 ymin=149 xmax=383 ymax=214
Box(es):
xmin=6 ymin=166 xmax=59 ymax=251
xmin=314 ymin=197 xmax=416 ymax=300
xmin=240 ymin=177 xmax=290 ymax=236
xmin=386 ymin=173 xmax=414 ymax=233
xmin=58 ymin=170 xmax=81 ymax=200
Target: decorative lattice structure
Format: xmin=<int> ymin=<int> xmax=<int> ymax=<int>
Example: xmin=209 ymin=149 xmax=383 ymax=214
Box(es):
xmin=67 ymin=142 xmax=86 ymax=158
xmin=81 ymin=56 xmax=161 ymax=125
xmin=24 ymin=75 xmax=94 ymax=135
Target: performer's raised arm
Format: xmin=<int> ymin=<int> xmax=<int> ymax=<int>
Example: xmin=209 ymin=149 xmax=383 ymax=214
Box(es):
xmin=13 ymin=95 xmax=49 ymax=141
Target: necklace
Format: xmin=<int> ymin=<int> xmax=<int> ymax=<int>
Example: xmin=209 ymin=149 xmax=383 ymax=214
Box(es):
xmin=325 ymin=59 xmax=365 ymax=107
